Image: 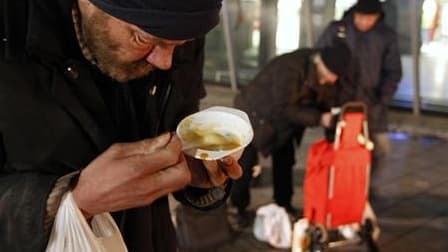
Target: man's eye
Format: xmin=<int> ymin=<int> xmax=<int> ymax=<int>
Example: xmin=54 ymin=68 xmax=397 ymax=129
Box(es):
xmin=134 ymin=35 xmax=144 ymax=44
xmin=135 ymin=34 xmax=153 ymax=45
xmin=133 ymin=35 xmax=151 ymax=49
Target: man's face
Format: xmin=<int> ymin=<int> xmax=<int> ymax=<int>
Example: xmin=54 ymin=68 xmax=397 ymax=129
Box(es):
xmin=353 ymin=12 xmax=380 ymax=32
xmin=80 ymin=4 xmax=188 ymax=82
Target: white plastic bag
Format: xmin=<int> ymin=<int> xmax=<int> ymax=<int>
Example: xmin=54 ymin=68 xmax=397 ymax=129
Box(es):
xmin=253 ymin=203 xmax=292 ymax=249
xmin=46 ymin=192 xmax=128 ymax=252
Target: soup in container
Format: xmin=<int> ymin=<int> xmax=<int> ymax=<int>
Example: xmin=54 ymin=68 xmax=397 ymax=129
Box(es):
xmin=176 ymin=106 xmax=253 ymax=160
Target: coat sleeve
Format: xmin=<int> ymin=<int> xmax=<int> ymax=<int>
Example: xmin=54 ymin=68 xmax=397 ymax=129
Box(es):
xmin=285 ymin=81 xmax=322 ymax=127
xmin=379 ymin=33 xmax=402 ymax=104
xmin=0 ymin=133 xmax=77 ymax=251
xmin=0 ymin=163 xmax=70 ymax=251
xmin=288 ymin=106 xmax=322 ymax=127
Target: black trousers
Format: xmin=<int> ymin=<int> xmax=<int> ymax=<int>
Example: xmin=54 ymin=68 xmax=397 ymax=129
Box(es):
xmin=272 ymin=138 xmax=296 ymax=206
xmin=230 ymin=129 xmax=304 ymax=211
xmin=230 ymin=143 xmax=258 ymax=211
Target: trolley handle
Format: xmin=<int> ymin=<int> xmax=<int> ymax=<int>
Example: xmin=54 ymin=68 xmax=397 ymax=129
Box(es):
xmin=333 ymin=102 xmax=374 ymax=151
xmin=340 ymin=102 xmax=368 ymax=116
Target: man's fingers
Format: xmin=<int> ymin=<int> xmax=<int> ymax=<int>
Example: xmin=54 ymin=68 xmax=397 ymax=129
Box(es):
xmin=201 ymin=156 xmax=242 ymax=186
xmin=126 ymin=136 xmax=183 ymax=175
xmin=139 ymin=155 xmax=191 ymax=202
xmin=97 ymin=156 xmax=192 ymax=212
xmin=109 ymin=132 xmax=172 ymax=158
xmin=202 ymin=160 xmax=227 ymax=186
xmin=218 ymin=156 xmax=243 ymax=180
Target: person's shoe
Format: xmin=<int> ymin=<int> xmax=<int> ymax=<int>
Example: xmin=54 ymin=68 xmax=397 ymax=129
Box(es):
xmin=227 ymin=208 xmax=254 ymax=233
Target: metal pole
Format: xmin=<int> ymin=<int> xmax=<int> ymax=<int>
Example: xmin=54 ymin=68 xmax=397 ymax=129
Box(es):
xmin=303 ymin=0 xmax=315 ymax=47
xmin=410 ymin=0 xmax=421 ymax=116
xmin=221 ymin=0 xmax=239 ymax=91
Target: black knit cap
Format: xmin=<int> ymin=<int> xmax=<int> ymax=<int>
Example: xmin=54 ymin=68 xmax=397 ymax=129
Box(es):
xmin=89 ymin=0 xmax=223 ymax=40
xmin=353 ymin=0 xmax=383 ymax=14
xmin=320 ymin=42 xmax=352 ymax=77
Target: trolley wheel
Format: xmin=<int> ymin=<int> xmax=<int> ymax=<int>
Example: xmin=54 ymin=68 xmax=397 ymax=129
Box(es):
xmin=309 ymin=224 xmax=328 ymax=252
xmin=363 ymin=219 xmax=379 ymax=252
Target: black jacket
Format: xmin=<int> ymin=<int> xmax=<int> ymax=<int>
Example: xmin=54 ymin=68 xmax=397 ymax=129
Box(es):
xmin=234 ymin=49 xmax=355 ymax=155
xmin=0 ymin=0 xmax=207 ymax=251
xmin=317 ymin=7 xmax=402 ymax=133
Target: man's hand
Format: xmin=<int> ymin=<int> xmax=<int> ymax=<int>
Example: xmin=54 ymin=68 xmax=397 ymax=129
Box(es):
xmin=186 ymin=155 xmax=243 ymax=188
xmin=320 ymin=112 xmax=332 ymax=128
xmin=72 ymin=133 xmax=191 ymax=218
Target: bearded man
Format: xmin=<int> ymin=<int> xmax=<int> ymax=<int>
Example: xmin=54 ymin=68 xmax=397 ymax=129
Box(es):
xmin=0 ymin=0 xmax=243 ymax=251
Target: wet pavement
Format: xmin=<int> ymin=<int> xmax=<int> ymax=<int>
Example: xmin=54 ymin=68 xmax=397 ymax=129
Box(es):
xmin=173 ymin=85 xmax=448 ymax=252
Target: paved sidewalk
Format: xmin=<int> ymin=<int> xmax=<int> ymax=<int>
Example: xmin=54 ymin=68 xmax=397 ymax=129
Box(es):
xmin=175 ymin=85 xmax=448 ymax=252
xmin=213 ymin=130 xmax=448 ymax=252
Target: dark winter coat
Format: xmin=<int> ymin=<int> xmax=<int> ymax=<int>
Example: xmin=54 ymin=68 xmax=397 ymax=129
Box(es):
xmin=317 ymin=7 xmax=402 ymax=133
xmin=234 ymin=49 xmax=355 ymax=155
xmin=0 ymin=0 xmax=207 ymax=251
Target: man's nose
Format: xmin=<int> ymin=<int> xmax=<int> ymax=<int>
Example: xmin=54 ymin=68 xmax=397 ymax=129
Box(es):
xmin=145 ymin=45 xmax=176 ymax=70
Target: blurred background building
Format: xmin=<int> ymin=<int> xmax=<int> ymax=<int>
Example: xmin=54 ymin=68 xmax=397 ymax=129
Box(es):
xmin=202 ymin=0 xmax=448 ymax=115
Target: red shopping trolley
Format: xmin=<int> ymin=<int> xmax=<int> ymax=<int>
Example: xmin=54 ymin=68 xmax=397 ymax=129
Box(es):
xmin=300 ymin=102 xmax=379 ymax=252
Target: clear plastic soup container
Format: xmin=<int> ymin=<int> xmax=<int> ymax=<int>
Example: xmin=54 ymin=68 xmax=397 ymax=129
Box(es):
xmin=176 ymin=106 xmax=254 ymax=160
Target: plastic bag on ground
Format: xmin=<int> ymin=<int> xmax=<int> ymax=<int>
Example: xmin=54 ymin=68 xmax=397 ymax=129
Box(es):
xmin=46 ymin=191 xmax=128 ymax=252
xmin=253 ymin=203 xmax=292 ymax=249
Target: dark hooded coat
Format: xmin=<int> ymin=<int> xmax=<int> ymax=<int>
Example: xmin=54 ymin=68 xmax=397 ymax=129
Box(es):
xmin=234 ymin=49 xmax=356 ymax=155
xmin=317 ymin=7 xmax=402 ymax=133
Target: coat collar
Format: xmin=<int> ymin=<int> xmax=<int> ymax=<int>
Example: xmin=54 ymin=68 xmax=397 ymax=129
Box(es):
xmin=24 ymin=0 xmax=112 ymax=151
xmin=51 ymin=59 xmax=114 ymax=151
xmin=25 ymin=0 xmax=81 ymax=63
